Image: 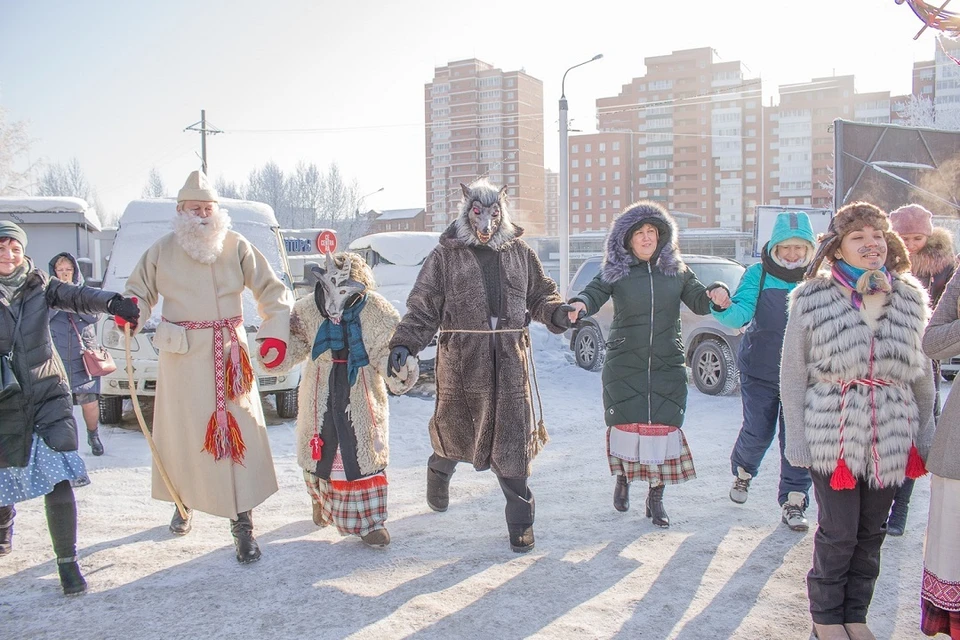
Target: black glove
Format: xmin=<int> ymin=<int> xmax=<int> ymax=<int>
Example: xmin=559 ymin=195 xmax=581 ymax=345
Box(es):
xmin=551 ymin=304 xmax=577 ymax=329
xmin=389 ymin=346 xmax=411 ymax=376
xmin=107 ymin=295 xmax=141 ymax=327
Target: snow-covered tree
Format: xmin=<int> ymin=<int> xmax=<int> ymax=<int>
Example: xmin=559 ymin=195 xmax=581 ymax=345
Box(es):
xmin=246 ymin=161 xmax=290 ymax=225
xmin=0 ymin=107 xmax=35 ymax=196
xmin=214 ymin=174 xmax=243 ymax=200
xmin=287 ymin=161 xmax=323 ymax=228
xmin=141 ymin=167 xmax=166 ymax=197
xmin=896 ymin=94 xmax=960 ymax=130
xmin=37 ymin=157 xmax=92 ymax=200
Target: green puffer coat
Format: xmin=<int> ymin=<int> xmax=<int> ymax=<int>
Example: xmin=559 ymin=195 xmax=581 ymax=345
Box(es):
xmin=573 ymin=203 xmax=717 ymax=428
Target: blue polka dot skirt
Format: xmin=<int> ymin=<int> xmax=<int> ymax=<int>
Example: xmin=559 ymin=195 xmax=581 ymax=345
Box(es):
xmin=0 ymin=434 xmax=87 ymax=506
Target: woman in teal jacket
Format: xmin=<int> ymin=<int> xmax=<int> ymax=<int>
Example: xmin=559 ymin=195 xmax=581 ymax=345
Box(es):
xmin=712 ymin=211 xmax=816 ymax=531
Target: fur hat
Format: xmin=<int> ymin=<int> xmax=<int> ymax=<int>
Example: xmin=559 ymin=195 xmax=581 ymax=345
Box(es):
xmin=806 ymin=201 xmax=910 ymax=278
xmin=177 ymin=170 xmax=219 ymax=203
xmin=890 ymin=204 xmax=934 ymax=237
xmin=0 ymin=221 xmax=27 ymax=249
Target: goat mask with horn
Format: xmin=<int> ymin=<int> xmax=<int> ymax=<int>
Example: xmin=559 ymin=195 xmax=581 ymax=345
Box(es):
xmin=313 ymin=252 xmax=367 ymax=324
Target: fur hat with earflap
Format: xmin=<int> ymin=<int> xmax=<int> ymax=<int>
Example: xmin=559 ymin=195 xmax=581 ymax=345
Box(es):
xmin=805 ymin=201 xmax=910 ymax=279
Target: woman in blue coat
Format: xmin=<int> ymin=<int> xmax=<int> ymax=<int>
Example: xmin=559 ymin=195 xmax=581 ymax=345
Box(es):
xmin=711 ymin=211 xmax=816 ymax=531
xmin=48 ymin=252 xmax=104 ymax=456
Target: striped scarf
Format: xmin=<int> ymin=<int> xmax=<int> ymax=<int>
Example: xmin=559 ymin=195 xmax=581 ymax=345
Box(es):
xmin=831 ymin=260 xmax=891 ymax=310
xmin=312 ymin=295 xmax=369 ymax=386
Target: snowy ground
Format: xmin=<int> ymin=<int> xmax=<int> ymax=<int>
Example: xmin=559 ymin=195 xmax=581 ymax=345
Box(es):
xmin=0 ymin=325 xmax=935 ymax=640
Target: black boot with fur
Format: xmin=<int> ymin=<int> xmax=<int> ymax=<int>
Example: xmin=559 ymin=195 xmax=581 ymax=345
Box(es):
xmin=646 ymin=484 xmax=669 ymax=528
xmin=230 ymin=511 xmax=261 ymax=564
xmin=508 ymin=524 xmax=535 ymax=553
xmin=57 ymin=556 xmax=87 ymax=595
xmin=614 ymin=476 xmax=630 ymax=512
xmin=426 ymin=467 xmax=451 ymax=512
xmin=0 ymin=505 xmax=14 ymax=556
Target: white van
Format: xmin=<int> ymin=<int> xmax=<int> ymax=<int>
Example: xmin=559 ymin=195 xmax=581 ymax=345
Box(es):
xmin=96 ymin=198 xmax=301 ymax=423
xmin=348 ymin=231 xmax=440 ymax=372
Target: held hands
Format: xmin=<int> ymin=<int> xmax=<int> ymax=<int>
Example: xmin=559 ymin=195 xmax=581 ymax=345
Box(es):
xmin=259 ymin=338 xmax=287 ymax=369
xmin=706 ymin=287 xmax=732 ymax=310
xmin=110 ymin=296 xmax=140 ymax=330
xmin=551 ymin=304 xmax=578 ymax=329
xmin=389 ymin=346 xmax=411 ymax=377
xmin=567 ymin=301 xmax=587 ymax=326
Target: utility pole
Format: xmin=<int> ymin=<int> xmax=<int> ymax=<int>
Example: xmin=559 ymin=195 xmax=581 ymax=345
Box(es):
xmin=184 ymin=109 xmax=222 ymax=174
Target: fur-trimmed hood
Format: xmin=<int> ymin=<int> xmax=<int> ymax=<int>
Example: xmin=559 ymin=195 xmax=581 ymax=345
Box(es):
xmin=602 ymin=201 xmax=684 ymax=283
xmin=909 ymin=227 xmax=956 ymax=278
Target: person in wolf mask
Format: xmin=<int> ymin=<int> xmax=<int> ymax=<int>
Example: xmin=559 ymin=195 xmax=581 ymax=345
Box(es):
xmin=886 ymin=203 xmax=956 ymax=537
xmin=780 ymin=201 xmax=934 ymax=640
xmin=118 ymin=170 xmax=293 ymax=564
xmin=388 ymin=179 xmax=573 ymax=553
xmin=268 ymin=251 xmax=419 ymax=548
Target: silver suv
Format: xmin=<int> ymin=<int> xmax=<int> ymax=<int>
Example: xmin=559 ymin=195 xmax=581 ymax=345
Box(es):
xmin=565 ymin=254 xmax=746 ymax=396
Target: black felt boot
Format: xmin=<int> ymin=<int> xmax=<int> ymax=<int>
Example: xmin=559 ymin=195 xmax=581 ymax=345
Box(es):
xmin=426 ymin=467 xmax=451 ymax=512
xmin=230 ymin=511 xmax=261 ymax=564
xmin=0 ymin=505 xmax=14 ymax=556
xmin=508 ymin=524 xmax=535 ymax=553
xmin=645 ymin=483 xmax=669 ymax=528
xmin=57 ymin=556 xmax=87 ymax=595
xmin=87 ymin=429 xmax=104 ymax=456
xmin=169 ymin=506 xmax=193 ymax=536
xmin=614 ymin=475 xmax=630 ymax=512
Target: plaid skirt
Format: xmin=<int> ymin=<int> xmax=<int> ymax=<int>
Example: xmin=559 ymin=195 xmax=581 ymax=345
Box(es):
xmin=921 ymin=597 xmax=960 ymax=639
xmin=303 ymin=469 xmax=388 ymax=537
xmin=607 ymin=426 xmax=696 ymax=485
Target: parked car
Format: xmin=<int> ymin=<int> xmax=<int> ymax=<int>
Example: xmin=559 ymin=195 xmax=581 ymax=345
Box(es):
xmin=565 ymin=254 xmax=746 ymax=395
xmin=349 ymin=231 xmax=441 ymax=373
xmin=941 ymin=358 xmax=959 ymax=381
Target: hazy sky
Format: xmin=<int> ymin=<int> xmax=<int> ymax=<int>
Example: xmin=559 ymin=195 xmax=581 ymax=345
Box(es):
xmin=0 ymin=0 xmax=943 ymax=220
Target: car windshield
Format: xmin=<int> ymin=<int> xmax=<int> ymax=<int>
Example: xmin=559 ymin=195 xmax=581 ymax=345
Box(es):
xmin=688 ymin=262 xmax=745 ymax=289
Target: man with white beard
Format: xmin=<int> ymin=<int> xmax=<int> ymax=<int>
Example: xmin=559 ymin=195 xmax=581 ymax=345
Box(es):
xmin=117 ymin=170 xmax=292 ymax=564
xmin=706 ymin=211 xmax=817 ymax=531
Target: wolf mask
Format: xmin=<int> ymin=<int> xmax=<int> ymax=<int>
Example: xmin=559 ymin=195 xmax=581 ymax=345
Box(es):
xmin=312 ymin=252 xmax=366 ymax=324
xmin=454 ymin=180 xmax=517 ymax=250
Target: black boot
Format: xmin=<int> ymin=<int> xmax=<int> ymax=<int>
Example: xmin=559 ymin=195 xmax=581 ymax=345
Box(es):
xmin=614 ymin=475 xmax=630 ymax=512
xmin=230 ymin=511 xmax=261 ymax=564
xmin=0 ymin=505 xmax=14 ymax=556
xmin=508 ymin=524 xmax=535 ymax=553
xmin=57 ymin=556 xmax=87 ymax=595
xmin=886 ymin=479 xmax=914 ymax=537
xmin=645 ymin=484 xmax=669 ymax=528
xmin=87 ymin=429 xmax=104 ymax=456
xmin=169 ymin=506 xmax=193 ymax=536
xmin=427 ymin=467 xmax=450 ymax=512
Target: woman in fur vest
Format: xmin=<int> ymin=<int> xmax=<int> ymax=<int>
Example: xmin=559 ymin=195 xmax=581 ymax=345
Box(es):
xmin=781 ymin=201 xmax=935 ymax=640
xmin=568 ymin=201 xmax=729 ymax=528
xmin=269 ymin=252 xmax=419 ymax=548
xmin=887 ymin=203 xmax=956 ymax=537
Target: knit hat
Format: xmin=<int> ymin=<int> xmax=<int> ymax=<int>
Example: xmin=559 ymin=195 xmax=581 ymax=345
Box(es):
xmin=890 ymin=204 xmax=934 ymax=237
xmin=0 ymin=221 xmax=27 ymax=249
xmin=177 ymin=170 xmax=219 ymax=203
xmin=805 ymin=201 xmax=910 ymax=278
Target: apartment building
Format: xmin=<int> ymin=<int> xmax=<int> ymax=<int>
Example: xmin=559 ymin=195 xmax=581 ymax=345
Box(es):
xmin=566 ymin=131 xmax=633 ymax=234
xmin=544 ymin=169 xmax=558 ymax=237
xmin=424 ymin=59 xmax=545 ymax=235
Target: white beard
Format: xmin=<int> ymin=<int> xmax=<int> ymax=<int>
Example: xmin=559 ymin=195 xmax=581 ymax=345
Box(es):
xmin=173 ymin=207 xmax=231 ymax=264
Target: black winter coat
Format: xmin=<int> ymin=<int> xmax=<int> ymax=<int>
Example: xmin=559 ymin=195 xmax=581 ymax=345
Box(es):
xmin=0 ymin=267 xmax=116 ymax=468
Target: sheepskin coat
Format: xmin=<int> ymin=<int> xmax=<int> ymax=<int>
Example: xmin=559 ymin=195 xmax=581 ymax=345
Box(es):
xmin=922 ymin=268 xmax=960 ymax=480
xmin=278 ymin=291 xmax=416 ymax=476
xmin=781 ymin=272 xmax=935 ymax=488
xmin=910 ymin=227 xmax=956 ymax=307
xmin=389 ymin=223 xmax=566 ymax=479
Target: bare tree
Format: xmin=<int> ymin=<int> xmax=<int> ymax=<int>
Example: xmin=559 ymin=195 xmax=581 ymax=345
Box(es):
xmin=286 ymin=161 xmax=323 ymax=228
xmin=141 ymin=167 xmax=166 ymax=197
xmin=37 ymin=157 xmax=92 ymax=200
xmin=245 ymin=161 xmax=290 ymax=225
xmin=0 ymin=106 xmax=36 ymax=196
xmin=214 ymin=174 xmax=243 ymax=200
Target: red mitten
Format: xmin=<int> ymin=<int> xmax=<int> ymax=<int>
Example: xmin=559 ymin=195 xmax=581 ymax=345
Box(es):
xmin=259 ymin=338 xmax=286 ymax=369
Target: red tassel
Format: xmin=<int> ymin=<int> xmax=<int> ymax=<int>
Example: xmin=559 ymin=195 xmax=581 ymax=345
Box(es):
xmin=310 ymin=434 xmax=324 ymax=461
xmin=329 ymin=475 xmax=388 ymax=492
xmin=905 ymin=443 xmax=928 ymax=479
xmin=202 ymin=411 xmax=247 ymax=465
xmin=225 ymin=347 xmax=255 ymax=400
xmin=830 ymin=458 xmax=857 ymax=490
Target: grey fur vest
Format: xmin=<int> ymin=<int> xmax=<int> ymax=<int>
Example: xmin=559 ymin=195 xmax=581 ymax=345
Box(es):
xmin=780 ymin=272 xmax=935 ymax=489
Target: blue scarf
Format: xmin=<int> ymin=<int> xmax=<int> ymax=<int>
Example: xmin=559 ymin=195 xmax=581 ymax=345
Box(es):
xmin=831 ymin=260 xmax=891 ymax=309
xmin=312 ymin=295 xmax=369 ymax=386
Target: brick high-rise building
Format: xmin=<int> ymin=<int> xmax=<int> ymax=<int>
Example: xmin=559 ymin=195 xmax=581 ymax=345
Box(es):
xmin=566 ymin=131 xmax=634 ymax=234
xmin=424 ymin=59 xmax=545 ymax=234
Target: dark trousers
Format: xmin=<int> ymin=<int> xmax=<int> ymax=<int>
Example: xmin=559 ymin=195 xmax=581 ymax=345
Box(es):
xmin=730 ymin=373 xmax=812 ymax=506
xmin=428 ymin=453 xmax=535 ymax=526
xmin=808 ymin=470 xmax=897 ymax=625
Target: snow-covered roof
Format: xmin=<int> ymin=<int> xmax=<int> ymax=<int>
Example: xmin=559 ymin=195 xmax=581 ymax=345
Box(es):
xmin=349 ymin=231 xmax=440 ymax=266
xmin=118 ymin=197 xmax=278 ymax=227
xmin=0 ymin=196 xmax=101 ymax=230
xmin=372 ymin=207 xmax=425 ymax=221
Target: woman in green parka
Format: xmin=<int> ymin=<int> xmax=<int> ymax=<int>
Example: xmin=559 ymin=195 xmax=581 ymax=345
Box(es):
xmin=568 ymin=201 xmax=729 ymax=527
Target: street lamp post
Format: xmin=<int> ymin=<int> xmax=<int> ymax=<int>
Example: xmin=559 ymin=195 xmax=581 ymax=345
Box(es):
xmin=559 ymin=54 xmax=603 ymax=295
xmin=353 ymin=186 xmax=384 ymax=239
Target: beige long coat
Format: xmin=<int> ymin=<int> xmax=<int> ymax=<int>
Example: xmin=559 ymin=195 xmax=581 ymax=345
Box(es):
xmin=124 ymin=230 xmax=292 ymax=518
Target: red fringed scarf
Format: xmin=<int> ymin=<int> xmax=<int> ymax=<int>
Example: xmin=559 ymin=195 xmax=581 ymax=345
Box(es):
xmin=168 ymin=315 xmax=253 ymax=464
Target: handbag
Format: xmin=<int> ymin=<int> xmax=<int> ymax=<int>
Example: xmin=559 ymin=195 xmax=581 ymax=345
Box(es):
xmin=69 ymin=315 xmax=117 ymax=377
xmin=0 ymin=302 xmax=23 ymax=402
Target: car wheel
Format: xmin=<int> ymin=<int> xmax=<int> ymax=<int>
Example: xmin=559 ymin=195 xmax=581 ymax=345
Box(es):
xmin=943 ymin=370 xmax=957 ymax=382
xmin=574 ymin=325 xmax=606 ymax=372
xmin=99 ymin=395 xmax=123 ymax=425
xmin=691 ymin=339 xmax=738 ymax=396
xmin=275 ymin=389 xmax=299 ymax=419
